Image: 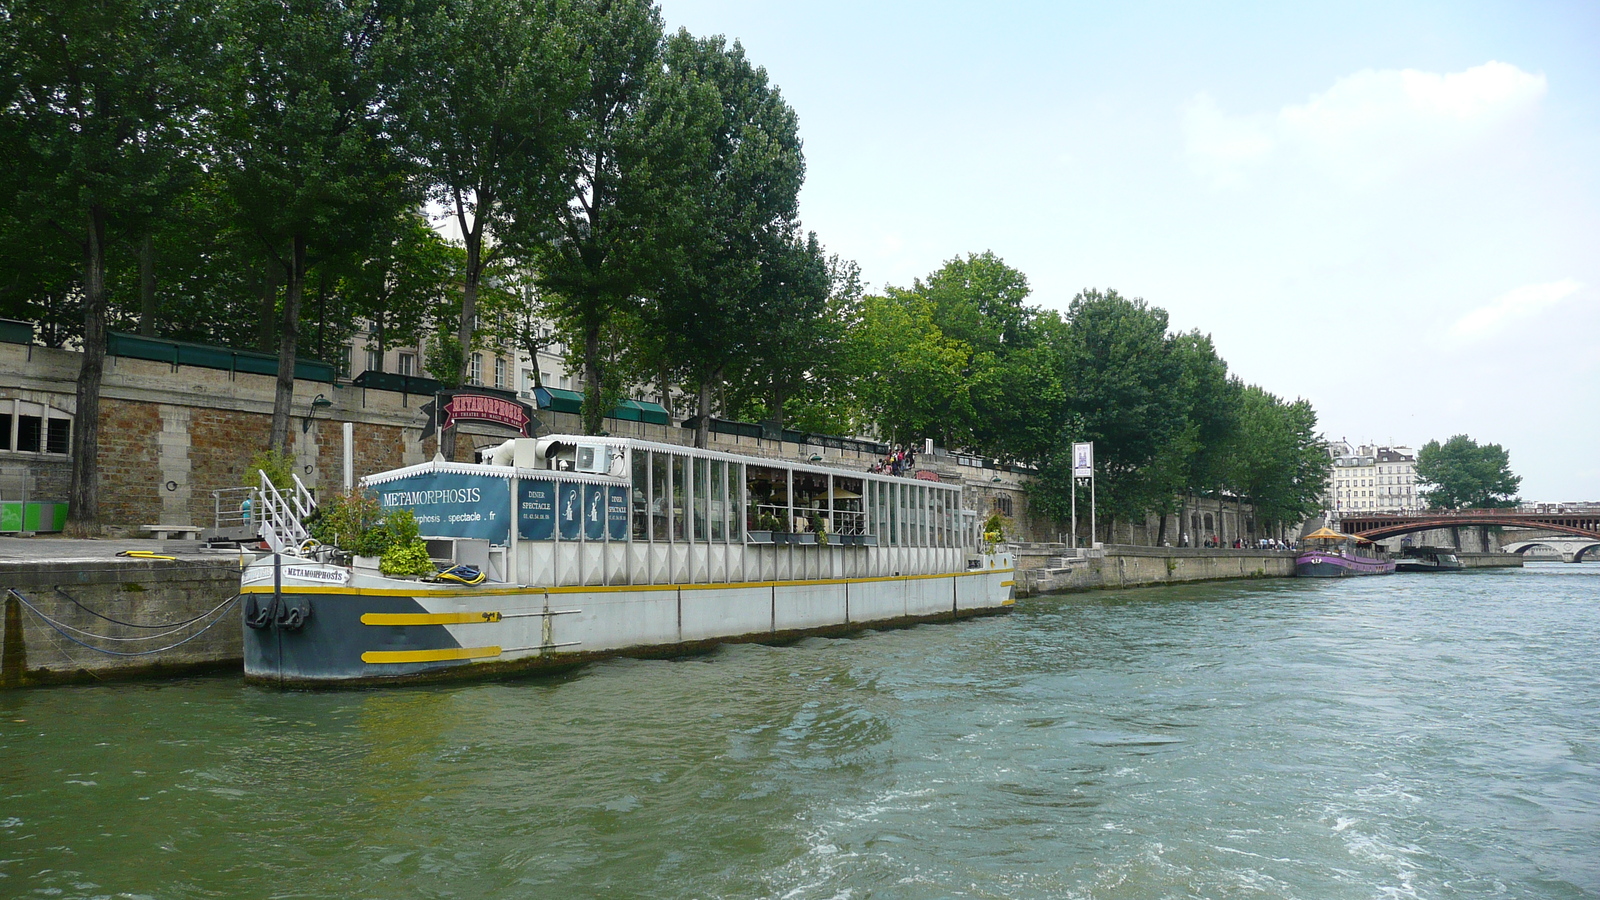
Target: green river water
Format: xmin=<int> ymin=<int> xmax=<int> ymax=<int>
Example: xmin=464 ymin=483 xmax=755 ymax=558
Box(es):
xmin=3 ymin=563 xmax=1597 ymax=899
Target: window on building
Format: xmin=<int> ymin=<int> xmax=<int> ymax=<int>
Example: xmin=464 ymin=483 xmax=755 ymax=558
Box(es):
xmin=541 ymin=371 xmax=553 ymax=386
xmin=994 ymin=495 xmax=1012 ymax=516
xmin=469 ymin=353 xmax=483 ymax=385
xmin=2 ymin=403 xmax=72 ymax=455
xmin=398 ymin=353 xmax=416 ymax=376
xmin=560 ymin=374 xmax=571 ymax=389
xmin=366 ymin=347 xmax=381 ymax=373
xmin=494 ymin=357 xmax=507 ymax=389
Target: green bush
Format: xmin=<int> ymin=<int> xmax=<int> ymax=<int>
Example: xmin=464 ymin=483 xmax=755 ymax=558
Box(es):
xmin=310 ymin=496 xmax=429 ymax=561
xmin=245 ymin=449 xmax=296 ymax=491
xmin=810 ymin=513 xmax=829 ymax=546
xmin=380 ymin=540 xmax=437 ymax=577
xmin=309 ymin=490 xmax=387 ymax=555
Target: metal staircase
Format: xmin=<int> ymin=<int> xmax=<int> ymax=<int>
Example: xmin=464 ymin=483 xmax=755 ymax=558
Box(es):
xmin=257 ymin=470 xmax=316 ymax=554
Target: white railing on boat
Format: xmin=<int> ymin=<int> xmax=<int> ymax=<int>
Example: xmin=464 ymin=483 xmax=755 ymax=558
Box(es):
xmin=258 ymin=470 xmax=316 ymax=553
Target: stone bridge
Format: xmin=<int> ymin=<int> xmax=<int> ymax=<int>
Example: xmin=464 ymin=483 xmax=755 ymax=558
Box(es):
xmin=1500 ymin=538 xmax=1600 ymax=563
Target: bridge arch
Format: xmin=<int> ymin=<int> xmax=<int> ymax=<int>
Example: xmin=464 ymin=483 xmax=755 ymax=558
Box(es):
xmin=1351 ymin=517 xmax=1600 ymax=543
xmin=1500 ymin=539 xmax=1600 ymax=562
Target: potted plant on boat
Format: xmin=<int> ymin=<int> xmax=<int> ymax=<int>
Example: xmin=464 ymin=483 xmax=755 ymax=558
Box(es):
xmin=309 ymin=491 xmax=435 ymax=577
xmin=793 ymin=514 xmax=819 ymax=545
xmin=810 ymin=513 xmax=830 ymax=547
xmin=747 ymin=512 xmax=782 ymax=544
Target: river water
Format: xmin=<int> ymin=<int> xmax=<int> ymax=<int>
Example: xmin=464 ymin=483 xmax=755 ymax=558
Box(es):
xmin=3 ymin=563 xmax=1597 ymax=899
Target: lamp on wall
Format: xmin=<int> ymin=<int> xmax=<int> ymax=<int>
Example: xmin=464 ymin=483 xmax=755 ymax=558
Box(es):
xmin=302 ymin=393 xmax=333 ymax=432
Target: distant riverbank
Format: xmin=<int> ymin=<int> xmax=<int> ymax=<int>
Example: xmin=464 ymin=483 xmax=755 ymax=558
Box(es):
xmin=1010 ymin=543 xmax=1521 ymax=596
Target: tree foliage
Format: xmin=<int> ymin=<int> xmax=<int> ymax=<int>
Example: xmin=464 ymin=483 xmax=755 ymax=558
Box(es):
xmin=0 ymin=0 xmax=1331 ymax=540
xmin=1416 ymin=435 xmax=1521 ymax=509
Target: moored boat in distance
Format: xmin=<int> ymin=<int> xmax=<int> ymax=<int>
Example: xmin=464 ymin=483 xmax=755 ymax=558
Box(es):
xmin=241 ymin=435 xmax=1015 ymax=686
xmin=1394 ymin=545 xmax=1465 ymax=573
xmin=1295 ymin=526 xmax=1396 ymax=577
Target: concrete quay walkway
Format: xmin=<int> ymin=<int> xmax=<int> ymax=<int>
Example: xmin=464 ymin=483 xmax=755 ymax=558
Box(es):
xmin=0 ymin=534 xmax=251 ymax=563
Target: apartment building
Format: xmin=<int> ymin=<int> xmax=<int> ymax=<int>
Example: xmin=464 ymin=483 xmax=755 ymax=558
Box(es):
xmin=346 ymin=320 xmax=574 ymax=401
xmin=1326 ymin=440 xmax=1422 ymax=518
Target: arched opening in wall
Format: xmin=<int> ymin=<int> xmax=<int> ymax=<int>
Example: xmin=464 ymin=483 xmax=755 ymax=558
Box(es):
xmin=1 ymin=399 xmax=72 ymax=455
xmin=1246 ymin=518 xmax=1254 ymax=534
xmin=1203 ymin=513 xmax=1214 ymax=532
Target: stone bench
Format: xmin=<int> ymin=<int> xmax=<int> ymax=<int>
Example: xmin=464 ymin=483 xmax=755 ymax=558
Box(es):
xmin=140 ymin=525 xmax=204 ymax=541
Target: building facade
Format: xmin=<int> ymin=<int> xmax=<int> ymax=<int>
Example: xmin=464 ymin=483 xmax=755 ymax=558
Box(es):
xmin=1325 ymin=440 xmax=1422 ymax=523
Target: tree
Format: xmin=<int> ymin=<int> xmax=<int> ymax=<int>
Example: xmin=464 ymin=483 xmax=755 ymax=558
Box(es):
xmin=1417 ymin=435 xmax=1521 ymax=509
xmin=400 ymin=0 xmax=574 ymax=453
xmin=647 ymin=30 xmax=804 ymax=448
xmin=218 ymin=0 xmax=412 ymax=452
xmin=1226 ymin=385 xmax=1330 ymax=534
xmin=729 ymin=230 xmax=838 ymax=431
xmin=1053 ymin=289 xmax=1184 ymax=529
xmin=918 ymin=250 xmax=1036 ymax=358
xmin=521 ymin=0 xmax=699 ymax=435
xmin=843 ymin=291 xmax=974 ymax=449
xmin=337 ymin=210 xmax=459 ymax=370
xmin=1 ymin=0 xmax=216 ymax=532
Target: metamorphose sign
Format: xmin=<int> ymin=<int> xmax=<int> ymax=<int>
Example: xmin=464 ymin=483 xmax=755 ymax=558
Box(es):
xmin=375 ymin=472 xmax=510 ymax=542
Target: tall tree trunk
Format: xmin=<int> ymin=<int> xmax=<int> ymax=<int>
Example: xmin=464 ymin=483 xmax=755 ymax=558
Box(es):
xmin=458 ymin=234 xmax=480 ymax=358
xmin=314 ymin=268 xmax=330 ymax=360
xmin=581 ymin=318 xmax=604 ymax=435
xmin=693 ymin=373 xmax=715 ymax=449
xmin=768 ymin=387 xmax=789 ymax=429
xmin=658 ymin=364 xmax=674 ymax=419
xmin=374 ymin=314 xmax=385 ymax=371
xmin=67 ymin=206 xmax=109 ymax=536
xmin=257 ymin=254 xmax=280 ymax=353
xmin=269 ymin=235 xmax=306 ymax=454
xmin=137 ymin=232 xmax=156 ymax=337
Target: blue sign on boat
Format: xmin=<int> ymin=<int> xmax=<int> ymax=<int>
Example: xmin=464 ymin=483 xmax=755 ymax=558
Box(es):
xmin=558 ymin=482 xmax=582 ymax=541
xmin=375 ymin=472 xmax=509 ymax=542
xmin=607 ymin=486 xmax=629 ymax=541
xmin=584 ymin=485 xmax=605 ymax=541
xmin=518 ymin=480 xmax=555 ymax=541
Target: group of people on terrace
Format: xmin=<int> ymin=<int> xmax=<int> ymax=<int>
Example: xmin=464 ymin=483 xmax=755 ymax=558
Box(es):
xmin=868 ymin=447 xmax=918 ymax=476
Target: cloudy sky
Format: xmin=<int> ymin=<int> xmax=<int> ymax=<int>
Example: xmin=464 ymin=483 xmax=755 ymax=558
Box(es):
xmin=660 ymin=0 xmax=1600 ymax=501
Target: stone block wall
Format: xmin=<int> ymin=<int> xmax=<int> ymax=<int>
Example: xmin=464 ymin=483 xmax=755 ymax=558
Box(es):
xmin=1 ymin=341 xmax=1045 ymax=538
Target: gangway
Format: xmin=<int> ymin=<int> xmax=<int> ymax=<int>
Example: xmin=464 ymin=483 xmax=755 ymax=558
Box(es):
xmin=254 ymin=471 xmax=316 ymax=554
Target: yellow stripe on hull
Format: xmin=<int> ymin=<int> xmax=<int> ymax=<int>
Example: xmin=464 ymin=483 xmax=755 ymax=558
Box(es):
xmin=243 ymin=568 xmax=1016 ymax=597
xmin=361 ymin=646 xmax=502 ymax=664
xmin=360 ymin=611 xmax=503 ymax=626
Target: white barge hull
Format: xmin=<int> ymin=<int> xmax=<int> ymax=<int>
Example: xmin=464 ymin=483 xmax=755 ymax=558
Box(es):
xmin=242 ymin=555 xmax=1014 ymax=685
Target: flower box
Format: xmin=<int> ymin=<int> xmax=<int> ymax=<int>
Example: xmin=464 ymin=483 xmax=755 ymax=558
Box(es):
xmin=746 ymin=530 xmax=774 ymax=544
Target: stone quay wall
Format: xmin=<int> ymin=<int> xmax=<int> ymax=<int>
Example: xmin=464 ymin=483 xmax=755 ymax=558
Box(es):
xmin=1 ymin=555 xmax=243 ymax=687
xmin=1 ymin=341 xmax=1040 ymax=538
xmin=1012 ymin=543 xmax=1296 ymax=597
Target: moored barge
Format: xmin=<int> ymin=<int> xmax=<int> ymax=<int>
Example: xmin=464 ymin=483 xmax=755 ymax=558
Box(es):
xmin=1295 ymin=526 xmax=1396 ymax=578
xmin=241 ymin=435 xmax=1014 ymax=685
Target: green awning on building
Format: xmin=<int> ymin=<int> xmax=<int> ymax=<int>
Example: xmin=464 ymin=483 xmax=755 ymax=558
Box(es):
xmin=107 ymin=331 xmax=336 ymax=382
xmin=612 ymin=399 xmax=670 ymax=425
xmin=532 ymin=387 xmax=670 ymax=424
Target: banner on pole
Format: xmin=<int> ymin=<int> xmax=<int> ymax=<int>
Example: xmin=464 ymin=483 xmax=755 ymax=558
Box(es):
xmin=1072 ymin=441 xmax=1094 ymax=479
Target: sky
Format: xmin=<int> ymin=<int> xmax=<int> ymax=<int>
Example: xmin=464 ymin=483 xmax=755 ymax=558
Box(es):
xmin=657 ymin=0 xmax=1600 ymax=501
